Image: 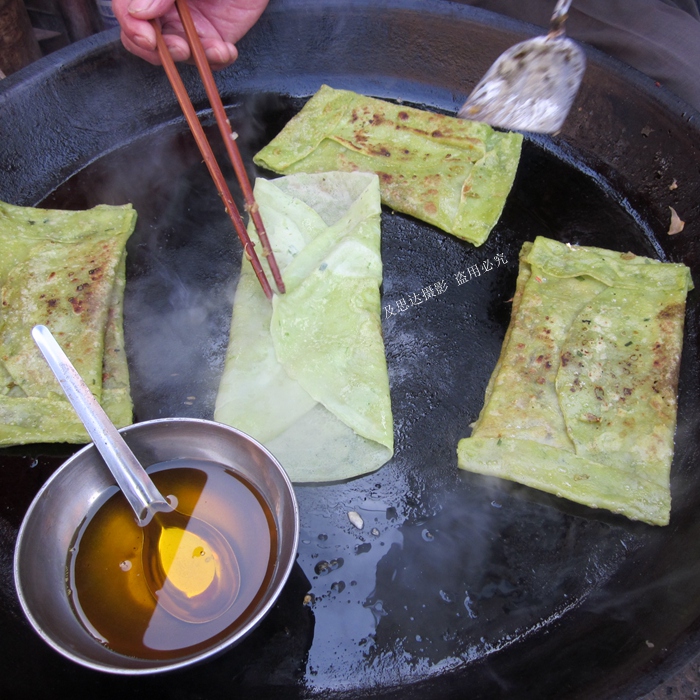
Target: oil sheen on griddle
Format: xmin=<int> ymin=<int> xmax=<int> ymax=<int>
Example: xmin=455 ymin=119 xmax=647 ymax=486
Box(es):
xmin=67 ymin=459 xmax=277 ymax=659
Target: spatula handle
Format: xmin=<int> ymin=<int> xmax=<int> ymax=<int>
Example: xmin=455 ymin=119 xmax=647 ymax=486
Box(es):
xmin=549 ymin=0 xmax=573 ymax=36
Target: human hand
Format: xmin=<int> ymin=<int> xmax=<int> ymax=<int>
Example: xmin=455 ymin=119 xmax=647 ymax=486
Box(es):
xmin=112 ymin=0 xmax=270 ymax=70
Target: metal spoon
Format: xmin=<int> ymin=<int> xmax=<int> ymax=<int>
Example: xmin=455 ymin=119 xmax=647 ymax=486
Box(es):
xmin=458 ymin=0 xmax=585 ymax=133
xmin=31 ymin=324 xmax=240 ymax=623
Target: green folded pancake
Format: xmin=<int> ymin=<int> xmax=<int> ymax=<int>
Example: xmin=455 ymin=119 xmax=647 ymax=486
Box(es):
xmin=214 ymin=171 xmax=393 ymax=483
xmin=457 ymin=237 xmax=693 ymax=525
xmin=0 ymin=201 xmax=136 ymax=445
xmin=254 ymin=85 xmax=522 ymax=247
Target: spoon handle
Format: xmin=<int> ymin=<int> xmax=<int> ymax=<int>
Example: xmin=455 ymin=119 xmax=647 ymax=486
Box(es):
xmin=549 ymin=0 xmax=573 ymax=36
xmin=31 ymin=325 xmax=171 ymax=524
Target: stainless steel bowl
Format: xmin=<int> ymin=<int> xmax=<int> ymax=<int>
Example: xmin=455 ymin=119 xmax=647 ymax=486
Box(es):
xmin=13 ymin=418 xmax=299 ymax=674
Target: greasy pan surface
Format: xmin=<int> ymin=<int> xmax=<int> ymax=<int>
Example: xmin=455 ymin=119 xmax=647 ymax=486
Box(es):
xmin=1 ymin=1 xmax=700 ymax=698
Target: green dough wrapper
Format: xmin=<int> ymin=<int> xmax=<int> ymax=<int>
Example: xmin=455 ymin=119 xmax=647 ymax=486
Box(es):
xmin=0 ymin=201 xmax=136 ymax=445
xmin=458 ymin=237 xmax=693 ymax=526
xmin=214 ymin=172 xmax=393 ymax=483
xmin=254 ymin=85 xmax=522 ymax=247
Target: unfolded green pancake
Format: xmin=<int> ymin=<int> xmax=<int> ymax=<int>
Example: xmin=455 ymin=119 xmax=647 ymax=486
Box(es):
xmin=254 ymin=85 xmax=522 ymax=247
xmin=457 ymin=237 xmax=693 ymax=526
xmin=214 ymin=171 xmax=393 ymax=483
xmin=0 ymin=201 xmax=136 ymax=445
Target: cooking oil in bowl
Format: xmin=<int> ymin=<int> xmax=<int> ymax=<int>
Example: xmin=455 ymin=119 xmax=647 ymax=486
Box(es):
xmin=66 ymin=458 xmax=277 ymax=660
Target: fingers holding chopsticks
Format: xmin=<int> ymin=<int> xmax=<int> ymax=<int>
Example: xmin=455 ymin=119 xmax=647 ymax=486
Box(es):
xmin=112 ymin=0 xmax=283 ymax=298
xmin=113 ymin=0 xmax=269 ymax=69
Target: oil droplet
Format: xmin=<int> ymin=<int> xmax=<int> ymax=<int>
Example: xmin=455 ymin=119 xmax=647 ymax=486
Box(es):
xmin=363 ymin=599 xmax=388 ymax=624
xmin=464 ymin=592 xmax=477 ymax=619
xmin=314 ymin=558 xmax=344 ymax=576
xmin=315 ymin=560 xmax=332 ymax=576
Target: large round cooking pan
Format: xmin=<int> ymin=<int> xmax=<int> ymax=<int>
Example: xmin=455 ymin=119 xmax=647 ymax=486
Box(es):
xmin=1 ymin=1 xmax=700 ymax=698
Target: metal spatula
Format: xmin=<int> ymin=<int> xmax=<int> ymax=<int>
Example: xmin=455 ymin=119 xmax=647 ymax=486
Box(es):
xmin=458 ymin=0 xmax=585 ymax=133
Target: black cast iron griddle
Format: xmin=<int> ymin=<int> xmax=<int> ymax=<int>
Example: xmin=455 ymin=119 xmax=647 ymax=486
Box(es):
xmin=1 ymin=1 xmax=700 ymax=699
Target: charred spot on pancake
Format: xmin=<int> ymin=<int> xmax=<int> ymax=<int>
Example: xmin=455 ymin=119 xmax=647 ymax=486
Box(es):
xmin=658 ymin=303 xmax=683 ymax=322
xmin=68 ymin=297 xmax=84 ymax=314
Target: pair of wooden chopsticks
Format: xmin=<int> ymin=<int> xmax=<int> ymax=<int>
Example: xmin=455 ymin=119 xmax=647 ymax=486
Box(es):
xmin=152 ymin=0 xmax=284 ymax=300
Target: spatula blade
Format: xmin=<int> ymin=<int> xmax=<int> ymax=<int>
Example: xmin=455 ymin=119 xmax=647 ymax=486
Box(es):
xmin=459 ymin=35 xmax=585 ymax=133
